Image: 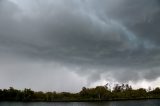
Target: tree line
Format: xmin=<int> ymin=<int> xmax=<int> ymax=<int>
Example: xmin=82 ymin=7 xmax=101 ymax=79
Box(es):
xmin=0 ymin=84 xmax=160 ymax=102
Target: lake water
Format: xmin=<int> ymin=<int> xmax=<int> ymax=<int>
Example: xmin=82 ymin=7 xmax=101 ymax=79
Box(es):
xmin=0 ymin=99 xmax=160 ymax=106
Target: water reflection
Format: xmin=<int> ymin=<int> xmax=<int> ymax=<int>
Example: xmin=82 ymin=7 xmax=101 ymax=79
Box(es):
xmin=0 ymin=99 xmax=160 ymax=106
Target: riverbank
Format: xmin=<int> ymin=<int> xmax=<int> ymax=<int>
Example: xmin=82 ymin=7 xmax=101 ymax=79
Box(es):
xmin=0 ymin=85 xmax=160 ymax=102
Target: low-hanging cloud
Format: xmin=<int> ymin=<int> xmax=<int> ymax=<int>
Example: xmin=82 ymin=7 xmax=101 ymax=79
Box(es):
xmin=0 ymin=0 xmax=160 ymax=91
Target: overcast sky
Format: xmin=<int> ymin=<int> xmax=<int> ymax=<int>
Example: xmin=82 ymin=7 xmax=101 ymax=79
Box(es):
xmin=0 ymin=0 xmax=160 ymax=92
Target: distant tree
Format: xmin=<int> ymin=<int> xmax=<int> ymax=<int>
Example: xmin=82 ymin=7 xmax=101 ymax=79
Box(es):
xmin=22 ymin=88 xmax=34 ymax=101
xmin=0 ymin=85 xmax=160 ymax=101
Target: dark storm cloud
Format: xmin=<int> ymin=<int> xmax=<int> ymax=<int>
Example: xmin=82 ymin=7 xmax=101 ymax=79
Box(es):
xmin=0 ymin=0 xmax=160 ymax=90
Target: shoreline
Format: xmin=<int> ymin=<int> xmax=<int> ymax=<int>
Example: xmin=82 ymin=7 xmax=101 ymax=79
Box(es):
xmin=1 ymin=98 xmax=160 ymax=102
xmin=1 ymin=86 xmax=160 ymax=102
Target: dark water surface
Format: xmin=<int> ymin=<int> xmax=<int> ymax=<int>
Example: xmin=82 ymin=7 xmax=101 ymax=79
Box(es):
xmin=0 ymin=99 xmax=160 ymax=106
